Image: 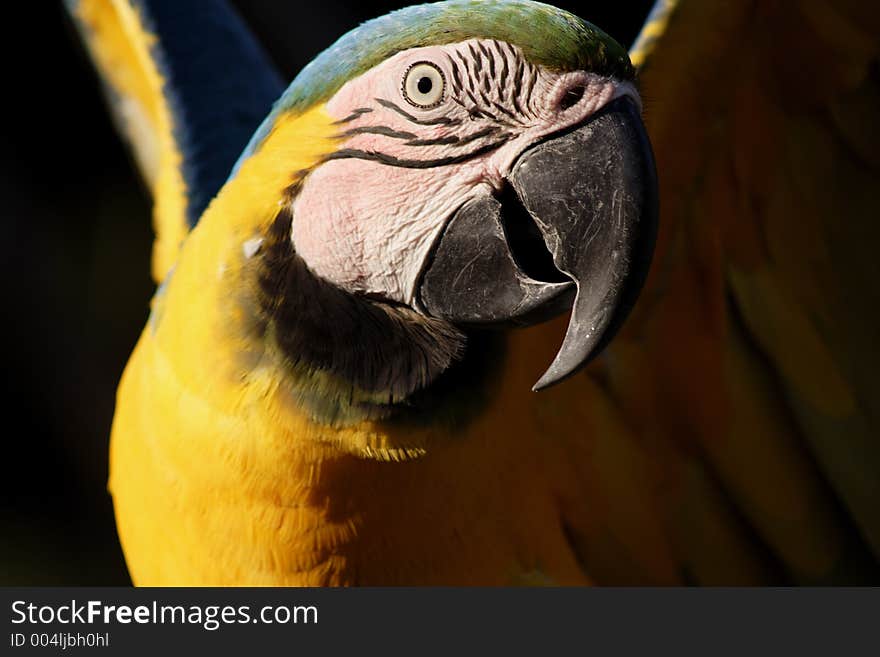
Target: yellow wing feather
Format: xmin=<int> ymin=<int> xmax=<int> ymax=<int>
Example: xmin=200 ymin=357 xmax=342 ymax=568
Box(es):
xmin=69 ymin=0 xmax=188 ymax=282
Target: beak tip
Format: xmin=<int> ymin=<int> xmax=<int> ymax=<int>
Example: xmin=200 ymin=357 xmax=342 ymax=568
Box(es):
xmin=530 ymin=343 xmax=587 ymax=392
xmin=531 ymin=362 xmax=580 ymax=393
xmin=531 ymin=378 xmax=552 ymax=393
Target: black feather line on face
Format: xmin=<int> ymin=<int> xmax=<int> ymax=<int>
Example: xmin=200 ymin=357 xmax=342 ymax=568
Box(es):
xmin=343 ymin=125 xmax=418 ymax=140
xmin=484 ymin=42 xmax=497 ymax=79
xmin=464 ymin=88 xmax=482 ymax=110
xmin=375 ymin=98 xmax=461 ymax=126
xmin=323 ymin=137 xmax=509 ymax=169
xmin=490 ymin=101 xmax=524 ymax=126
xmin=334 ymin=107 xmax=373 ymax=124
xmin=476 ymin=41 xmax=490 ymax=62
xmin=498 ymin=46 xmax=510 ymax=99
xmin=522 ymin=63 xmax=538 ymax=119
xmin=469 ymin=43 xmax=483 ymax=75
xmin=405 ymin=126 xmax=502 ymax=147
xmin=455 ymin=50 xmax=477 ymax=95
xmin=511 ymin=59 xmax=527 ymax=116
xmin=448 ymin=56 xmax=464 ymax=96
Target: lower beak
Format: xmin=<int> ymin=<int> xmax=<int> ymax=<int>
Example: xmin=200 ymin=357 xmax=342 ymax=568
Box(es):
xmin=418 ymin=96 xmax=658 ymax=390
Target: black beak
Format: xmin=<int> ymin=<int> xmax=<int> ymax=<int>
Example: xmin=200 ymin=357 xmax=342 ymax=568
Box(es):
xmin=417 ymin=96 xmax=658 ymax=390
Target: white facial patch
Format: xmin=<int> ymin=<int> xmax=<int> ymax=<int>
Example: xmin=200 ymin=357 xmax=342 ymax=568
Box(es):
xmin=289 ymin=39 xmax=640 ymax=307
xmin=291 ymin=161 xmax=489 ymax=303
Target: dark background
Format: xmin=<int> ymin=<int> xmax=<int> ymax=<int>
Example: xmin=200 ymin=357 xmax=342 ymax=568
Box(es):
xmin=1 ymin=1 xmax=652 ymax=585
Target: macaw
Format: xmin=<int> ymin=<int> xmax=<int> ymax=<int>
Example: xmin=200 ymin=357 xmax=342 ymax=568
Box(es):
xmin=66 ymin=0 xmax=880 ymax=585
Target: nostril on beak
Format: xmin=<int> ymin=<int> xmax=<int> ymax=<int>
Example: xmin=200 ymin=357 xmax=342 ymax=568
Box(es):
xmin=559 ymin=85 xmax=586 ymax=111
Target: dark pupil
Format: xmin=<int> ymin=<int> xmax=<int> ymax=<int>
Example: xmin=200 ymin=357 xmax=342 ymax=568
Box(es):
xmin=417 ymin=76 xmax=433 ymax=94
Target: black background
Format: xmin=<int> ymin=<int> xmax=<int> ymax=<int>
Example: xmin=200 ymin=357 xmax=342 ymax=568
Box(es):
xmin=1 ymin=1 xmax=652 ymax=585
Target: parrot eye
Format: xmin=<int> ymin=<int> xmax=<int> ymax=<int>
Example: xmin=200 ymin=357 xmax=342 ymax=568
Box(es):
xmin=402 ymin=62 xmax=445 ymax=108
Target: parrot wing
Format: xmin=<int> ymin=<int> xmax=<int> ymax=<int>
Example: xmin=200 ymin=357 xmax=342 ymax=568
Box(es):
xmin=568 ymin=0 xmax=880 ymax=584
xmin=65 ymin=0 xmax=284 ymax=282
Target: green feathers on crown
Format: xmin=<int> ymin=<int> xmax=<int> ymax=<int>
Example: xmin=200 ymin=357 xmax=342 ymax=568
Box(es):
xmin=235 ymin=0 xmax=633 ymax=167
xmin=286 ymin=0 xmax=633 ymax=113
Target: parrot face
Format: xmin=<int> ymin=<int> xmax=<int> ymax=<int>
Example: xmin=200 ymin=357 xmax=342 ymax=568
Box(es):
xmin=287 ymin=38 xmax=657 ymax=390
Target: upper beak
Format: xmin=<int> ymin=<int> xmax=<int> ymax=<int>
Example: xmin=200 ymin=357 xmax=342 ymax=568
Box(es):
xmin=417 ymin=96 xmax=659 ymax=390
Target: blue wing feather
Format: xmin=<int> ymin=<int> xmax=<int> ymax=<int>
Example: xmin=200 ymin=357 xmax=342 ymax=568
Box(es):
xmin=128 ymin=0 xmax=285 ymax=226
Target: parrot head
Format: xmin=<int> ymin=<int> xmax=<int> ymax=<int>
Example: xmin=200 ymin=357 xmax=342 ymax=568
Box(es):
xmin=234 ymin=0 xmax=658 ymax=414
